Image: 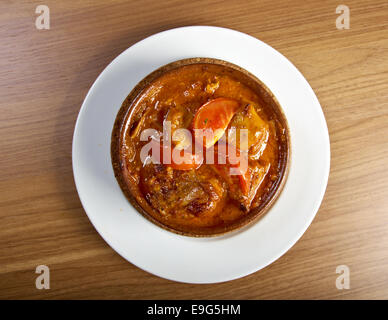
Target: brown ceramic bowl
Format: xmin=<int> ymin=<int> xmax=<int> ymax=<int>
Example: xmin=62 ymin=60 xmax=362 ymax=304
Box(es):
xmin=111 ymin=58 xmax=290 ymax=237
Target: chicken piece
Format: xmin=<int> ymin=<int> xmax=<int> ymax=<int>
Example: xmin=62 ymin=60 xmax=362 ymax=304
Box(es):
xmin=226 ymin=104 xmax=269 ymax=159
xmin=165 ymin=105 xmax=192 ymax=131
xmin=205 ymin=78 xmax=220 ymax=94
xmin=140 ymin=164 xmax=223 ymax=218
xmin=164 ymin=105 xmax=193 ymax=149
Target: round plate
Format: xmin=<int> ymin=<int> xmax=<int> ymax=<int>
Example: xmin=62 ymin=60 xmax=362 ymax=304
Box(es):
xmin=72 ymin=26 xmax=330 ymax=284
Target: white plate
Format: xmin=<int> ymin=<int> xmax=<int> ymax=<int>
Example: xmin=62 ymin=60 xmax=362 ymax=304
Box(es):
xmin=72 ymin=26 xmax=330 ymax=284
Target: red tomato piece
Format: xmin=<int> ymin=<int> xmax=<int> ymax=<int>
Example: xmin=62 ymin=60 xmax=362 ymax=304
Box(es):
xmin=192 ymin=98 xmax=240 ymax=148
xmin=213 ymin=143 xmax=250 ymax=196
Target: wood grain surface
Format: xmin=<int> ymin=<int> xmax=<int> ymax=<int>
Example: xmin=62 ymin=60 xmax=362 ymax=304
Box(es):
xmin=1 ymin=0 xmax=387 ymax=299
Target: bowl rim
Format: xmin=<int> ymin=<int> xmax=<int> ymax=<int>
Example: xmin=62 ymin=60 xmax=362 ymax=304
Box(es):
xmin=111 ymin=57 xmax=291 ymax=237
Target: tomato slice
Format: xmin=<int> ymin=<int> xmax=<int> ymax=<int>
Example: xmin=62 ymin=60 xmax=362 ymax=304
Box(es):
xmin=192 ymin=98 xmax=240 ymax=148
xmin=148 ymin=139 xmax=203 ymax=170
xmin=229 ymin=149 xmax=250 ymax=196
xmin=213 ymin=143 xmax=250 ymax=196
xmin=235 ymin=164 xmax=251 ymax=196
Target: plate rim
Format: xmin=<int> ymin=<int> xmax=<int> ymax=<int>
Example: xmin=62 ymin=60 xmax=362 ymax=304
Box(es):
xmin=72 ymin=25 xmax=330 ymax=284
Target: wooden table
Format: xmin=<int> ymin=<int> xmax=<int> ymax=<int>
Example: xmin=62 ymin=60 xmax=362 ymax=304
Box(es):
xmin=1 ymin=0 xmax=387 ymax=299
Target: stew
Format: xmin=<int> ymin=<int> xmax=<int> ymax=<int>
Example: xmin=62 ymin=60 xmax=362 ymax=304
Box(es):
xmin=112 ymin=60 xmax=289 ymax=236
